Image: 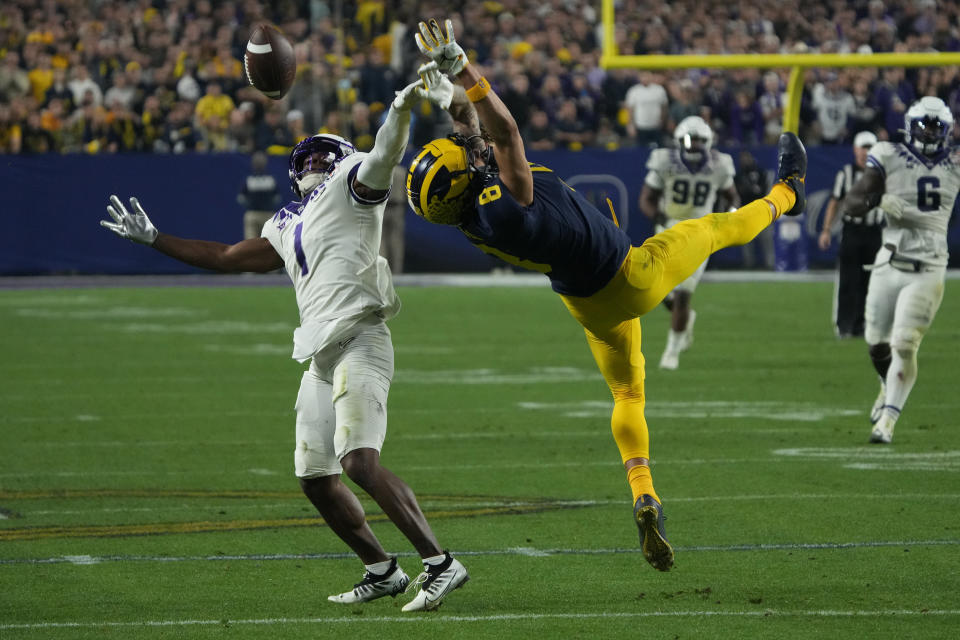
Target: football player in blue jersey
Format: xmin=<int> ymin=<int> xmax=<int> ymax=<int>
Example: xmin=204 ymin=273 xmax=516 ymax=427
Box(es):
xmin=411 ymin=18 xmax=807 ymax=572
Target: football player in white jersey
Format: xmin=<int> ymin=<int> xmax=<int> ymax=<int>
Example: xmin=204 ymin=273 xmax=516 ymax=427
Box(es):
xmin=639 ymin=116 xmax=739 ymax=369
xmin=100 ymin=63 xmax=469 ymax=611
xmin=838 ymin=96 xmax=959 ymax=444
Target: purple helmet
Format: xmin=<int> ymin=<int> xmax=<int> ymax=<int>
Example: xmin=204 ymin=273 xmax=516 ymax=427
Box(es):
xmin=288 ymin=134 xmax=356 ymax=198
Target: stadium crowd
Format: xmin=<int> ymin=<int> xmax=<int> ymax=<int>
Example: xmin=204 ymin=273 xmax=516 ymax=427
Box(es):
xmin=1 ymin=0 xmax=959 ymax=155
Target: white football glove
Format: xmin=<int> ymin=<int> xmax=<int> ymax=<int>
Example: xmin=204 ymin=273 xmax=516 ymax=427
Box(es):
xmin=415 ymin=18 xmax=467 ymax=75
xmin=879 ymin=193 xmax=907 ymax=221
xmin=392 ymin=78 xmax=426 ymax=111
xmin=101 ymin=195 xmax=158 ymax=245
xmin=417 ymin=61 xmax=454 ymax=110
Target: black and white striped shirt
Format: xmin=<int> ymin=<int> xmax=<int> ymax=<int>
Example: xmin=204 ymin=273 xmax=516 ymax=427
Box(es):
xmin=834 ymin=164 xmax=885 ymax=226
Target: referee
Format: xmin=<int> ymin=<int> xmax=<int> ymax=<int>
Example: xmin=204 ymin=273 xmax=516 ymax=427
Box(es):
xmin=818 ymin=131 xmax=884 ymax=338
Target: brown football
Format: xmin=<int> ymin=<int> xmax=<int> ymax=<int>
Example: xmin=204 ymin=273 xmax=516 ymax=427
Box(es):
xmin=244 ymin=23 xmax=296 ymax=100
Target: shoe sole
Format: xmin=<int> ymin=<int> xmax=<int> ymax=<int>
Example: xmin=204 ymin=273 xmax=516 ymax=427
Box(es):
xmin=868 ymin=432 xmax=891 ymax=444
xmin=637 ymin=506 xmax=674 ymax=571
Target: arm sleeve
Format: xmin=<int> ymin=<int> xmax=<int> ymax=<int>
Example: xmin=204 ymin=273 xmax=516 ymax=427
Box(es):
xmin=356 ymin=106 xmax=411 ymax=191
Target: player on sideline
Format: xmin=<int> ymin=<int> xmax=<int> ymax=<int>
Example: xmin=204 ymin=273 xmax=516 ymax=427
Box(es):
xmin=410 ymin=18 xmax=806 ymax=572
xmin=837 ymin=96 xmax=958 ymax=444
xmin=100 ymin=63 xmax=468 ymax=612
xmin=639 ymin=116 xmax=739 ymax=369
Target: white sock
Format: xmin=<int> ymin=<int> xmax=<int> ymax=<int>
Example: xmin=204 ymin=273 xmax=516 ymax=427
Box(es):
xmin=886 ymin=347 xmax=918 ymax=411
xmin=365 ymin=558 xmax=393 ymax=575
xmin=423 ymin=553 xmax=447 ymax=567
xmin=666 ymin=329 xmax=683 ymax=353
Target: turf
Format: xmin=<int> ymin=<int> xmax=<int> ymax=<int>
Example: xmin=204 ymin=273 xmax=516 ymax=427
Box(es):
xmin=1 ymin=280 xmax=958 ymax=639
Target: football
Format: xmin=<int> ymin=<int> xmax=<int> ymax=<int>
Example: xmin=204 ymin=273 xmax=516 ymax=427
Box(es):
xmin=244 ymin=23 xmax=296 ymax=100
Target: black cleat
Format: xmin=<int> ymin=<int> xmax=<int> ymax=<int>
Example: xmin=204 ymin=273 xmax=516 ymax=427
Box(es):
xmin=634 ymin=494 xmax=674 ymax=571
xmin=776 ymin=132 xmax=807 ymax=216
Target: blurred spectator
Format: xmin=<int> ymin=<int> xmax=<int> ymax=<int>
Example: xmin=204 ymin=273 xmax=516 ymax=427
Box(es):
xmin=728 ymin=90 xmax=765 ymax=146
xmin=159 ymin=101 xmax=199 ymax=153
xmin=500 ymin=73 xmax=533 ymax=136
xmin=43 ymin=66 xmax=73 ymax=111
xmin=381 ymin=165 xmax=407 ymax=274
xmin=667 ymin=78 xmax=701 ymax=132
xmin=0 ymin=52 xmax=30 ymax=102
xmin=758 ymin=71 xmax=785 ymax=144
xmin=0 ymin=0 xmax=959 ymax=159
xmin=347 ymin=101 xmax=375 ymax=151
xmin=812 ymin=73 xmax=856 ymax=144
xmin=68 ymin=65 xmax=102 ymax=108
xmin=238 ymin=151 xmax=282 ymax=240
xmin=624 ymin=71 xmax=667 ymax=147
xmin=554 ymin=99 xmax=592 ymax=150
xmin=255 ymin=107 xmax=293 ymax=154
xmin=21 ymin=111 xmax=55 ymax=153
xmin=104 ymin=71 xmax=137 ymax=112
xmin=526 ymin=109 xmax=555 ymax=150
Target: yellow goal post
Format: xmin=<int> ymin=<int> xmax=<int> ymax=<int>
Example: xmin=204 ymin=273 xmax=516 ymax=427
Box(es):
xmin=600 ymin=0 xmax=960 ymax=133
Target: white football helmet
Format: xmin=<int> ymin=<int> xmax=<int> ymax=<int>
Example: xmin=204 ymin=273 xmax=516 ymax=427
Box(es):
xmin=903 ymin=96 xmax=954 ymax=156
xmin=674 ymin=116 xmax=713 ymax=164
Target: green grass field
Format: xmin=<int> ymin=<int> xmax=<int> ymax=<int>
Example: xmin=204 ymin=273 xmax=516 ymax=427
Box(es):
xmin=1 ymin=279 xmax=958 ymax=639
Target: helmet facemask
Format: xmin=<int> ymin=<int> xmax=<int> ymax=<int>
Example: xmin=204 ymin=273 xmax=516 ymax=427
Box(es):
xmin=903 ymin=96 xmax=954 ymax=157
xmin=288 ymin=135 xmax=356 ymax=198
xmin=406 ymin=134 xmax=494 ymax=226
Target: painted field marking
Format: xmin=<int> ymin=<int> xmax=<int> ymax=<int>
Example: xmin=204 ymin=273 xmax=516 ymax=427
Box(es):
xmin=11 ymin=492 xmax=960 ymax=518
xmin=112 ymin=321 xmax=292 ymax=334
xmin=3 ymin=608 xmax=960 ymax=630
xmin=3 ymin=539 xmax=959 ymax=566
xmin=519 ymin=400 xmax=861 ymax=421
xmin=774 ymin=447 xmax=960 ymax=472
xmin=17 ymin=307 xmax=200 ymax=319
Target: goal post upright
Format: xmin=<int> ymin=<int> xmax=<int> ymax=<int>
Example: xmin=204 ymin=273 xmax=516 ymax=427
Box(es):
xmin=599 ymin=0 xmax=960 ymax=133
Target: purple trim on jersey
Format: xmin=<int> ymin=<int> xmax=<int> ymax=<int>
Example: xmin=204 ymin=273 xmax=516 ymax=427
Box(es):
xmin=347 ymin=164 xmax=391 ymax=205
xmin=902 ymin=142 xmax=952 ymax=168
xmin=680 ymin=151 xmax=708 ymax=174
xmin=866 ymin=156 xmax=886 ymax=179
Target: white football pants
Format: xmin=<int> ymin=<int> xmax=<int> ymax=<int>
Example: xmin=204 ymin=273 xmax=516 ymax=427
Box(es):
xmin=293 ymin=321 xmax=394 ymax=478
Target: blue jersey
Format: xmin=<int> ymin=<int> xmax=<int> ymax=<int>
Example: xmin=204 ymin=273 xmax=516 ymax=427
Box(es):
xmin=459 ymin=164 xmax=631 ymax=296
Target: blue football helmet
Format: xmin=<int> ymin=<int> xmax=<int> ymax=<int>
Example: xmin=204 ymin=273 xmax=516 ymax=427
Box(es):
xmin=288 ymin=134 xmax=356 ymax=198
xmin=903 ymin=96 xmax=954 ymax=156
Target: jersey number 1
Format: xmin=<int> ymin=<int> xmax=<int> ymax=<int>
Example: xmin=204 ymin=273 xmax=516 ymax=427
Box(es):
xmin=293 ymin=222 xmax=309 ymax=275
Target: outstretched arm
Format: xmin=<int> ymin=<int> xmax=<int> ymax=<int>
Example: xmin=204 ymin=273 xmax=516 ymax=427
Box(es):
xmin=416 ymin=18 xmax=532 ymax=205
xmin=152 ymin=234 xmax=283 ymax=272
xmin=102 ymin=195 xmax=284 ymax=273
xmin=453 ymin=63 xmax=533 ymax=205
xmin=355 ymin=63 xmax=455 ymax=201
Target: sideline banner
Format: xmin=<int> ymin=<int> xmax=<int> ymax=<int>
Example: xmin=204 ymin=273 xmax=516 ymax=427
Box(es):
xmin=2 ymin=148 xmax=956 ymax=275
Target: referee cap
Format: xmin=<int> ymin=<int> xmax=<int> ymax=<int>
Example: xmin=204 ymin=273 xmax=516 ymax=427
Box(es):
xmin=853 ymin=131 xmax=877 ymax=148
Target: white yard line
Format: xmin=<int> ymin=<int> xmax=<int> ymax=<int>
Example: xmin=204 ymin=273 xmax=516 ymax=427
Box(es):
xmin=3 ymin=539 xmax=958 ymax=566
xmin=3 ymin=608 xmax=960 ymax=630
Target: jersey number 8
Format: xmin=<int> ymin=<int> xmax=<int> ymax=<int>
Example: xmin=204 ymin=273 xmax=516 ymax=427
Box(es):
xmin=672 ymin=180 xmax=711 ymax=207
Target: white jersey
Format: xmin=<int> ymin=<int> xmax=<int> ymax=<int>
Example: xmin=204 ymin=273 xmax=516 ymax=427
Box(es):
xmin=644 ymin=148 xmax=736 ymax=221
xmin=262 ymin=152 xmax=400 ymax=362
xmin=867 ymin=141 xmax=960 ymax=267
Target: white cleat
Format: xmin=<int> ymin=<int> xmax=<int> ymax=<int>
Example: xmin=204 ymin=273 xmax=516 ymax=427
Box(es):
xmin=401 ymin=552 xmax=469 ymax=612
xmin=328 ymin=557 xmax=410 ymax=604
xmin=869 ymin=413 xmax=896 ymax=444
xmin=870 ymin=381 xmax=887 ymax=424
xmin=659 ymin=350 xmax=679 ymax=370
